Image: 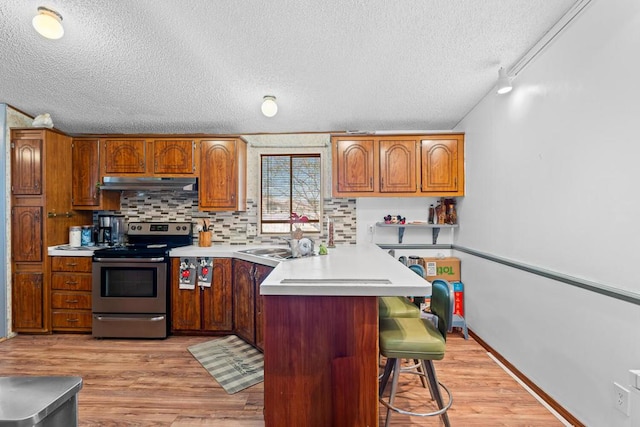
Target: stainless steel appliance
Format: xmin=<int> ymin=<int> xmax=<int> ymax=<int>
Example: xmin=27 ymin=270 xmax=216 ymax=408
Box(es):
xmin=92 ymin=222 xmax=193 ymax=338
xmin=97 ymin=214 xmax=126 ymax=246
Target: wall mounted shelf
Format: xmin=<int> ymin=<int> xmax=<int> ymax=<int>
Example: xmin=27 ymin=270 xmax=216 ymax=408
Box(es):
xmin=375 ymin=222 xmax=458 ymax=244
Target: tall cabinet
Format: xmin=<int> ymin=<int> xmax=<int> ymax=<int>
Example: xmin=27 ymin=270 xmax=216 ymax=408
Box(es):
xmin=10 ymin=128 xmax=92 ymax=333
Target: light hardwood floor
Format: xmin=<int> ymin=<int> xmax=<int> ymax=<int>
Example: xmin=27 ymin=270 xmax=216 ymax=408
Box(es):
xmin=0 ymin=333 xmax=567 ymax=426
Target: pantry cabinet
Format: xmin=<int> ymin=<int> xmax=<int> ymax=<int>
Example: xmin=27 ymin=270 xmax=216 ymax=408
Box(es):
xmin=332 ymin=133 xmax=464 ymax=197
xmin=71 ymin=138 xmax=120 ymax=210
xmin=10 ymin=128 xmax=93 ymax=334
xmin=50 ymin=256 xmax=92 ymax=332
xmin=232 ymin=259 xmax=273 ymax=350
xmin=199 ymin=139 xmax=247 ymax=211
xmin=171 ymin=258 xmax=233 ymax=333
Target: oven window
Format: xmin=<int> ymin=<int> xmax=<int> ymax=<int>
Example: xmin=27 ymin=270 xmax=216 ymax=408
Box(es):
xmin=101 ymin=267 xmax=157 ymax=298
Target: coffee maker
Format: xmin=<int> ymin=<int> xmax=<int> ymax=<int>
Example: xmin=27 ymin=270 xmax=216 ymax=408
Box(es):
xmin=97 ymin=215 xmax=126 ymax=246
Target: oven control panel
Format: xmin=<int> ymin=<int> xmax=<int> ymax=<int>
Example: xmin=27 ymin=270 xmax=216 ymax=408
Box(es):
xmin=127 ymin=222 xmax=192 ymax=236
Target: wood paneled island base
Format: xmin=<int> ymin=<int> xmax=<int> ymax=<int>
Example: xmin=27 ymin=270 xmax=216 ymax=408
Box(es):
xmin=263 ymin=295 xmax=379 ymax=427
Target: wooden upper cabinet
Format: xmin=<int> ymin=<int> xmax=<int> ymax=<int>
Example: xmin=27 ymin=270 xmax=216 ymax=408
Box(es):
xmin=72 ymin=139 xmax=120 ymax=210
xmin=103 ymin=139 xmax=146 ymax=174
xmin=153 ymin=139 xmax=196 ymax=174
xmin=11 ymin=137 xmax=42 ymax=195
xmin=379 ymin=138 xmax=417 ymax=193
xmin=420 ymin=135 xmax=463 ymax=194
xmin=199 ymin=139 xmax=247 ymax=211
xmin=333 ymin=138 xmax=376 ymax=193
xmin=332 ymin=134 xmax=464 ymax=197
xmin=72 ymin=139 xmax=99 ymax=206
xmin=11 ymin=206 xmax=42 ymax=262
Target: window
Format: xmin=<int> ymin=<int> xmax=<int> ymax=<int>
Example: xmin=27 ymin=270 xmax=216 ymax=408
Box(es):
xmin=261 ymin=154 xmax=322 ymax=234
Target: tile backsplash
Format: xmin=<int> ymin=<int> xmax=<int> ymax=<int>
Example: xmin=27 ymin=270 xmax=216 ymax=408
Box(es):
xmin=99 ymin=190 xmax=356 ymax=246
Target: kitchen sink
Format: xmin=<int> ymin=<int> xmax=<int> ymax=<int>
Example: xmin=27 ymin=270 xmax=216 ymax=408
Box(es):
xmin=238 ymin=247 xmax=293 ymax=259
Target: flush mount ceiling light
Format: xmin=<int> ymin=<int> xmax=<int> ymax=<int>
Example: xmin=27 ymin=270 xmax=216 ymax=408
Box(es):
xmin=32 ymin=6 xmax=64 ymax=40
xmin=261 ymin=95 xmax=278 ymax=117
xmin=496 ymin=67 xmax=513 ymax=95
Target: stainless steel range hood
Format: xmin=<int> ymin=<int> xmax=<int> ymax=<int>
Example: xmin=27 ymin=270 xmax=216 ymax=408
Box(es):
xmin=100 ymin=177 xmax=198 ymax=191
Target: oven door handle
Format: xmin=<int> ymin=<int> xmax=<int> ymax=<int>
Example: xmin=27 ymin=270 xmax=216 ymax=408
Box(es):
xmin=93 ymin=257 xmax=166 ymax=263
xmin=94 ymin=316 xmax=166 ymax=322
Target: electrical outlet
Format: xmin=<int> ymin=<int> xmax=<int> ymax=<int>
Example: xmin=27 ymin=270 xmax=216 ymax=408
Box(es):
xmin=614 ymin=382 xmax=631 ymax=416
xmin=246 ymin=224 xmax=257 ymax=237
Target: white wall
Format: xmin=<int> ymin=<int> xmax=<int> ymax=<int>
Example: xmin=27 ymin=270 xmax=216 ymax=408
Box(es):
xmin=456 ymin=0 xmax=640 ymax=425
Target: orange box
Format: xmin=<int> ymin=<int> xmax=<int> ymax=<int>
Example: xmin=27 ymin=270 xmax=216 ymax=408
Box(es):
xmin=422 ymin=257 xmax=461 ymax=281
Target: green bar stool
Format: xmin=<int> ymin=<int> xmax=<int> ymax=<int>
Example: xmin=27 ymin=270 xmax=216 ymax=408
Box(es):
xmin=378 ymin=296 xmax=420 ymax=318
xmin=378 ymin=279 xmax=453 ymax=427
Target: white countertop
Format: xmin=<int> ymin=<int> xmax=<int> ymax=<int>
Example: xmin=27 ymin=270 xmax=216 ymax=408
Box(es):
xmin=260 ymin=244 xmax=430 ymax=297
xmin=48 ymin=245 xmax=104 ymax=256
xmin=49 ymin=243 xmax=430 ymax=297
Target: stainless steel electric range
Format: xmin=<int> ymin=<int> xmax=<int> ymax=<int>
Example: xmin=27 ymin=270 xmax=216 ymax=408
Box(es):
xmin=92 ymin=222 xmax=193 ymax=338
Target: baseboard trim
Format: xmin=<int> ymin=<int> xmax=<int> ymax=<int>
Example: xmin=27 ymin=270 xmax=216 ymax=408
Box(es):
xmin=469 ymin=330 xmax=584 ymax=427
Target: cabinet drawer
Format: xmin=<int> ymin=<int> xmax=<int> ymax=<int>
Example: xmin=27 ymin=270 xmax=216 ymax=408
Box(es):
xmin=51 ymin=292 xmax=91 ymax=309
xmin=51 ymin=273 xmax=92 ymax=291
xmin=52 ymin=310 xmax=92 ymax=329
xmin=51 ymin=257 xmax=92 ymax=272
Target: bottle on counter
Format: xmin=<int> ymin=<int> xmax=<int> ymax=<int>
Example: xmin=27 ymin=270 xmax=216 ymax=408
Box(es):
xmin=69 ymin=226 xmax=81 ymax=247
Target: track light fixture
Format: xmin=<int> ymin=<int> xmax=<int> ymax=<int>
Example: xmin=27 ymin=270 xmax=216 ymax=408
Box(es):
xmin=496 ymin=67 xmax=513 ymax=95
xmin=261 ymin=95 xmax=278 ymax=117
xmin=32 ymin=6 xmax=64 ymax=40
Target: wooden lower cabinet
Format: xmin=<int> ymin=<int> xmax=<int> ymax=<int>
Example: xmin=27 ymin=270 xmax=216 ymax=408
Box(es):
xmin=232 ymin=259 xmax=273 ymax=351
xmin=263 ymin=295 xmax=379 ymax=426
xmin=50 ymin=256 xmax=93 ymax=332
xmin=12 ymin=271 xmax=45 ymax=331
xmin=171 ymin=258 xmax=233 ymax=333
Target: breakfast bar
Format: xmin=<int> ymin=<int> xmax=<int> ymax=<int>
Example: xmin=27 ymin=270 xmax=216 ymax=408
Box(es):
xmin=260 ymin=244 xmax=430 ymax=427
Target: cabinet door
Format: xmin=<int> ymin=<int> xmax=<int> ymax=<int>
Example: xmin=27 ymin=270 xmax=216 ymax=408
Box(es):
xmin=103 ymin=139 xmax=146 ymax=174
xmin=11 ymin=137 xmax=42 ymax=195
xmin=232 ymin=259 xmax=255 ymax=344
xmin=334 ymin=139 xmax=375 ymax=193
xmin=153 ymin=139 xmax=196 ymax=175
xmin=200 ymin=140 xmax=239 ymax=210
xmin=420 ymin=137 xmax=462 ymax=193
xmin=12 ymin=272 xmax=44 ymax=330
xmin=171 ymin=258 xmax=201 ymax=331
xmin=11 ymin=206 xmax=42 ymax=262
xmin=72 ymin=139 xmax=100 ymax=206
xmin=254 ymin=264 xmax=274 ymax=351
xmin=379 ymin=138 xmax=417 ymax=193
xmin=202 ymin=258 xmax=232 ymax=332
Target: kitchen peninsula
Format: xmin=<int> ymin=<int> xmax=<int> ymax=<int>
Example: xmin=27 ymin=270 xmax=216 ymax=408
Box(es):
xmin=261 ymin=244 xmax=429 ymax=427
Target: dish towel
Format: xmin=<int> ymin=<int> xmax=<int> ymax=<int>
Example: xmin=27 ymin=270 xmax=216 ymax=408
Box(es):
xmin=197 ymin=257 xmax=213 ymax=287
xmin=179 ymin=257 xmax=197 ymax=289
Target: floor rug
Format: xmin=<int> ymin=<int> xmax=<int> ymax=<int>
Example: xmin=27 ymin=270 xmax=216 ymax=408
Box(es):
xmin=188 ymin=335 xmax=264 ymax=394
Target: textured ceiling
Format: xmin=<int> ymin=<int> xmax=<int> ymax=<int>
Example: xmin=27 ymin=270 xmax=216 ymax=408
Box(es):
xmin=0 ymin=1 xmax=579 ymax=135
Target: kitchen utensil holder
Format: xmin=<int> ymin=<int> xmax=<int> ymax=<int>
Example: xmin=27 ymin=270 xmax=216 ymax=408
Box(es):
xmin=199 ymin=231 xmax=212 ymax=247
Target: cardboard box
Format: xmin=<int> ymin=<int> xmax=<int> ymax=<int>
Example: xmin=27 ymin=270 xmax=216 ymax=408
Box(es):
xmin=422 ymin=257 xmax=461 ymax=281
